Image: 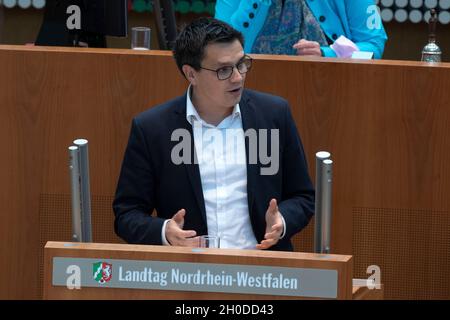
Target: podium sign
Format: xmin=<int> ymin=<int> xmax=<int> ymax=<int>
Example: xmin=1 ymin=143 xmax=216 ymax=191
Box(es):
xmin=52 ymin=257 xmax=338 ymax=298
xmin=44 ymin=242 xmax=353 ymax=300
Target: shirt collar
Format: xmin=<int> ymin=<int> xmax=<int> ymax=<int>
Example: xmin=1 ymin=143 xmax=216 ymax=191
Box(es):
xmin=186 ymin=85 xmax=241 ymax=126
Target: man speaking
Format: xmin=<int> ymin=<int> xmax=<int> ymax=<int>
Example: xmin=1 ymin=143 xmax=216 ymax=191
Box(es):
xmin=113 ymin=17 xmax=315 ymax=251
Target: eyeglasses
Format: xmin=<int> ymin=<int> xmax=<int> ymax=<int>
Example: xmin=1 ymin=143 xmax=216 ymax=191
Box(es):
xmin=199 ymin=55 xmax=253 ymax=80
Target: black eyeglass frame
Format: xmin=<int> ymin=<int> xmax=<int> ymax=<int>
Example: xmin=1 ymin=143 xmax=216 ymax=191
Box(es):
xmin=199 ymin=55 xmax=253 ymax=80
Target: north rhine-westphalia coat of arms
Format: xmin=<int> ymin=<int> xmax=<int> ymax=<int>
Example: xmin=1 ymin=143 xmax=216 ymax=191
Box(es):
xmin=93 ymin=262 xmax=112 ymax=284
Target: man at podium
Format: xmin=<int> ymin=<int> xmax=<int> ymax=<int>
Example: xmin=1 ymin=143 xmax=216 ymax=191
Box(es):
xmin=113 ymin=17 xmax=315 ymax=251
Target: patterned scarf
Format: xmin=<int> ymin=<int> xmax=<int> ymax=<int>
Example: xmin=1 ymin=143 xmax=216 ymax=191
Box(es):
xmin=252 ymin=0 xmax=328 ymax=55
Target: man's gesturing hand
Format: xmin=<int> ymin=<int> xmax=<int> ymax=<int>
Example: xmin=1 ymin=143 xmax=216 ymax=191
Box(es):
xmin=256 ymin=199 xmax=284 ymax=250
xmin=165 ymin=209 xmax=199 ymax=246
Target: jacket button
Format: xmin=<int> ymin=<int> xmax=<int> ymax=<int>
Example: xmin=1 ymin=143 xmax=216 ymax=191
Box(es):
xmin=332 ymin=34 xmax=337 ymax=40
xmin=253 ymin=3 xmax=258 ymax=9
xmin=319 ymin=16 xmax=326 ymax=22
xmin=249 ymin=12 xmax=255 ymax=19
xmin=243 ymin=22 xmax=249 ymax=28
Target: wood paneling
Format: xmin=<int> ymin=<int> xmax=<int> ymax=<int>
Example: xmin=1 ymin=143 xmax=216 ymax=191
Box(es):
xmin=1 ymin=45 xmax=450 ymax=299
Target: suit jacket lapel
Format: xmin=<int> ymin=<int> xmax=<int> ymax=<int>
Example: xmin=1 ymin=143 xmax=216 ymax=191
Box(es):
xmin=173 ymin=96 xmax=207 ymax=225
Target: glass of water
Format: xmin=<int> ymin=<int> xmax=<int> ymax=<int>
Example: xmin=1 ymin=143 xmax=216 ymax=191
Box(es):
xmin=199 ymin=235 xmax=220 ymax=248
xmin=131 ymin=27 xmax=151 ymax=50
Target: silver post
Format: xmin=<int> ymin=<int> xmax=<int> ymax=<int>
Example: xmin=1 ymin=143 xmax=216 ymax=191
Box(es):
xmin=73 ymin=139 xmax=92 ymax=242
xmin=69 ymin=146 xmax=82 ymax=242
xmin=321 ymin=159 xmax=333 ymax=254
xmin=314 ymin=151 xmax=330 ymax=253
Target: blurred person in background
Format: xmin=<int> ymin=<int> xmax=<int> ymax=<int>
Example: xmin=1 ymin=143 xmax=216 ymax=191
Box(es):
xmin=215 ymin=0 xmax=388 ymax=58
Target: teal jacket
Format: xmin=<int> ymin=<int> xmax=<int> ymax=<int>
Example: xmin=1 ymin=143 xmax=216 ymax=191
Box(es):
xmin=215 ymin=0 xmax=388 ymax=59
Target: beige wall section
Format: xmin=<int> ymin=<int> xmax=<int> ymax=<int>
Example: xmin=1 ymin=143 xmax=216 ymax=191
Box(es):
xmin=0 ymin=8 xmax=44 ymax=45
xmin=0 ymin=7 xmax=450 ymax=61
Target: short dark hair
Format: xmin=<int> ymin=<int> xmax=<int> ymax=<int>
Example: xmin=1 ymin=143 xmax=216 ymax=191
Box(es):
xmin=173 ymin=17 xmax=244 ymax=75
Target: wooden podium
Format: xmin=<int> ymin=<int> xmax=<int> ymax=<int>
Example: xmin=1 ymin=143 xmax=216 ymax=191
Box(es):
xmin=43 ymin=241 xmax=381 ymax=300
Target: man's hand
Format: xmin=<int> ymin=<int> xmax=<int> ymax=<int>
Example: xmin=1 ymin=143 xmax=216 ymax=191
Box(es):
xmin=293 ymin=39 xmax=322 ymax=56
xmin=256 ymin=199 xmax=284 ymax=250
xmin=165 ymin=209 xmax=199 ymax=246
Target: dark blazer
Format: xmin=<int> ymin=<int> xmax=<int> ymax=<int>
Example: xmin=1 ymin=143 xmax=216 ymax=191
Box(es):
xmin=113 ymin=89 xmax=315 ymax=251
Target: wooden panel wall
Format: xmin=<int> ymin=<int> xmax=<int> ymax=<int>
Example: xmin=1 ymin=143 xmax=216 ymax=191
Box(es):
xmin=0 ymin=45 xmax=449 ymax=299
